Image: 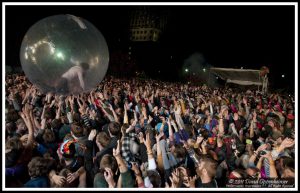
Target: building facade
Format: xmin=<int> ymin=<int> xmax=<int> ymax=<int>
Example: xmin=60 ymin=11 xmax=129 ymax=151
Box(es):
xmin=129 ymin=7 xmax=168 ymax=42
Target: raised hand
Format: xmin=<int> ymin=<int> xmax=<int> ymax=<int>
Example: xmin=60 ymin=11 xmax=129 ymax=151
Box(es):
xmin=67 ymin=172 xmax=79 ymax=184
xmin=167 ymin=116 xmax=171 ymax=124
xmin=96 ymin=92 xmax=104 ymax=100
xmin=78 ymin=105 xmax=86 ymax=115
xmin=178 ymin=166 xmax=188 ymax=178
xmin=113 ymin=140 xmax=121 ymax=157
xmin=201 ymin=139 xmax=208 ymax=150
xmin=140 ymin=162 xmax=148 ymax=178
xmin=50 ymin=99 xmax=56 ymax=107
xmin=87 ymin=95 xmax=92 ymax=105
xmin=131 ymin=162 xmax=141 ymax=176
xmin=183 ymin=175 xmax=197 ymax=188
xmin=256 ymin=143 xmax=268 ymax=152
xmin=243 ymin=97 xmax=248 ymax=105
xmin=155 ymin=132 xmax=164 ymax=142
xmin=261 ymin=151 xmax=273 ymax=161
xmin=169 ymin=168 xmax=180 ymax=188
xmin=145 ymin=132 xmax=152 ymax=150
xmin=131 ymin=120 xmax=137 ymax=127
xmin=219 ymin=108 xmax=225 ymax=118
xmin=19 ymin=103 xmax=33 ymax=128
xmin=104 ymin=168 xmax=115 ymax=188
xmin=280 ymin=138 xmax=295 ymax=149
xmin=88 ymin=129 xmax=97 ymax=141
xmin=69 ymin=95 xmax=75 ymax=105
xmin=65 ymin=97 xmax=70 ymax=106
xmin=217 ymin=137 xmax=223 ymax=147
xmin=196 ymin=136 xmax=204 ymax=145
xmin=165 ymin=182 xmax=171 ymax=188
xmin=148 ymin=115 xmax=153 ymax=123
xmin=52 ymin=175 xmax=66 ymax=187
xmin=89 ymin=109 xmax=97 ymax=120
xmin=108 ymin=103 xmax=114 ymax=111
xmin=170 ymin=120 xmax=176 ymax=127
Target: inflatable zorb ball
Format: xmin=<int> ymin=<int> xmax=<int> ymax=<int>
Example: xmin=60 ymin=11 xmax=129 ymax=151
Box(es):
xmin=20 ymin=14 xmax=109 ymax=95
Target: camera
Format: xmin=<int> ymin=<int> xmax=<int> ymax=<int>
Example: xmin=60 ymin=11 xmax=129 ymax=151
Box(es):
xmin=257 ymin=150 xmax=267 ymax=158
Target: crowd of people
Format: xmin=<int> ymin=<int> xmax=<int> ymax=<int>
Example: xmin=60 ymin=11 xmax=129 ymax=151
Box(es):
xmin=5 ymin=73 xmax=295 ymax=188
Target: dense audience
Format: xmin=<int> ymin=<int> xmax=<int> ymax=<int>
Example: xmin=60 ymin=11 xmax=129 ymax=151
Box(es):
xmin=5 ymin=73 xmax=295 ymax=188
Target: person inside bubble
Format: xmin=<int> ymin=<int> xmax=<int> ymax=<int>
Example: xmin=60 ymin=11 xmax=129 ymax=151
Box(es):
xmin=56 ymin=62 xmax=90 ymax=94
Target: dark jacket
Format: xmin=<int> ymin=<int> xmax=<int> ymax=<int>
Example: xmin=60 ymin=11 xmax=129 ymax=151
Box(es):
xmin=24 ymin=176 xmax=49 ymax=188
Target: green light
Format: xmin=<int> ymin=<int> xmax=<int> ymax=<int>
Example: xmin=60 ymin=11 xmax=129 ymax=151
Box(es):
xmin=56 ymin=52 xmax=63 ymax=58
xmin=56 ymin=51 xmax=65 ymax=60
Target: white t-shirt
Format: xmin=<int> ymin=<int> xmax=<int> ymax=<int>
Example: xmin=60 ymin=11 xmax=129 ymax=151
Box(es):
xmin=62 ymin=65 xmax=84 ymax=89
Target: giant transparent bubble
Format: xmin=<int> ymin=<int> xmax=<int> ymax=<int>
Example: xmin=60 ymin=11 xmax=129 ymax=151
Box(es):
xmin=20 ymin=14 xmax=109 ymax=95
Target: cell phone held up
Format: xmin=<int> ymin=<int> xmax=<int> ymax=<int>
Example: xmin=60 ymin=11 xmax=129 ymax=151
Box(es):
xmin=257 ymin=150 xmax=267 ymax=158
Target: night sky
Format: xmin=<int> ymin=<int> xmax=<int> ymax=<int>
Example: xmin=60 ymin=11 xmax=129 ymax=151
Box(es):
xmin=5 ymin=5 xmax=295 ymax=91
